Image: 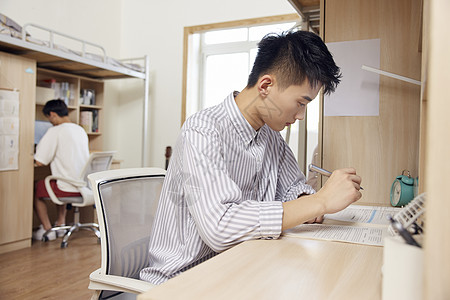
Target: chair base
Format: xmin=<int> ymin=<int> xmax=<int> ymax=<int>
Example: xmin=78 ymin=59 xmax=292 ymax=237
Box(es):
xmin=44 ymin=222 xmax=101 ymax=248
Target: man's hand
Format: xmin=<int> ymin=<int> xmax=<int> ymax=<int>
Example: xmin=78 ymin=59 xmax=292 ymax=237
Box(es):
xmin=282 ymin=168 xmax=361 ymax=231
xmin=304 ymin=215 xmax=324 ymax=224
xmin=34 ymin=160 xmax=44 ymax=167
xmin=315 ymin=167 xmax=362 ymax=215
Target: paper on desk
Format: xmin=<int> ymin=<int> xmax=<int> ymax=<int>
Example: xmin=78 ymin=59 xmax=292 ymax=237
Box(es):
xmin=283 ymin=205 xmax=401 ymax=246
xmin=324 ymin=205 xmax=401 ymax=226
xmin=283 ymin=223 xmax=388 ymax=246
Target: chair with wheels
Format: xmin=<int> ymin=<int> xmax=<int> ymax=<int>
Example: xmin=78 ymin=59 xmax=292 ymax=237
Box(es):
xmin=43 ymin=151 xmax=116 ymax=248
xmin=87 ymin=167 xmax=166 ymax=299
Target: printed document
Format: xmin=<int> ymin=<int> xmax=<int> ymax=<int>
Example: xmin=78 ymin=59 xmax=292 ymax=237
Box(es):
xmin=283 ymin=205 xmax=401 ymax=246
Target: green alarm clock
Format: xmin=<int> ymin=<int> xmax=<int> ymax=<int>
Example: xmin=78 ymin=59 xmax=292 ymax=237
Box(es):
xmin=390 ymin=170 xmax=415 ymax=207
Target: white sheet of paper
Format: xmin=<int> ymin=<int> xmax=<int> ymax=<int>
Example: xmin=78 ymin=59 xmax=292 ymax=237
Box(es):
xmin=284 ymin=224 xmax=388 ymax=246
xmin=283 ymin=205 xmax=400 ymax=246
xmin=324 ymin=39 xmax=380 ymax=116
xmin=325 ymin=205 xmax=401 ymax=226
xmin=0 ymin=89 xmax=20 ymax=171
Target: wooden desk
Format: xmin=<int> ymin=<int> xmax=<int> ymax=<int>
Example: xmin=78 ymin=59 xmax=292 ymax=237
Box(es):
xmin=138 ymin=237 xmax=383 ymax=300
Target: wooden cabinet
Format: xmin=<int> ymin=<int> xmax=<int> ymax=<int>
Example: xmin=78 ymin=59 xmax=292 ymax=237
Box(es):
xmin=320 ymin=0 xmax=422 ymax=206
xmin=421 ymin=0 xmax=450 ymax=297
xmin=289 ymin=1 xmax=422 ymax=207
xmin=0 ymin=54 xmax=107 ymax=254
xmin=0 ymin=51 xmax=36 ymax=254
xmin=36 ymin=68 xmax=104 ymax=151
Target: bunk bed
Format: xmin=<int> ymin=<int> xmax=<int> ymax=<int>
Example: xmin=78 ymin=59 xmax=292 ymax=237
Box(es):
xmin=0 ymin=13 xmax=150 ymax=165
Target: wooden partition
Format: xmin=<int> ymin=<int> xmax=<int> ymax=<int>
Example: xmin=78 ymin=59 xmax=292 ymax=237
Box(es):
xmin=0 ymin=52 xmax=36 ymax=253
xmin=423 ymin=0 xmax=450 ymax=297
xmin=322 ymin=0 xmax=422 ymax=205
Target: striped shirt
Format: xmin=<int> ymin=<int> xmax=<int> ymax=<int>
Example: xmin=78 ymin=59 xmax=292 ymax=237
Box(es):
xmin=140 ymin=92 xmax=315 ymax=284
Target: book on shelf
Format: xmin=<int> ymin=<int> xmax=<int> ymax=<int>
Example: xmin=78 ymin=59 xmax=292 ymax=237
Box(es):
xmin=92 ymin=110 xmax=98 ymax=132
xmin=80 ymin=89 xmax=96 ymax=105
xmin=37 ymin=79 xmax=74 ymax=105
xmin=80 ymin=111 xmax=93 ymax=133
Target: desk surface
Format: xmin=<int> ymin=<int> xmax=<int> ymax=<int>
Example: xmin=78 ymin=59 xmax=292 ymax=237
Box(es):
xmin=138 ymin=237 xmax=383 ymax=300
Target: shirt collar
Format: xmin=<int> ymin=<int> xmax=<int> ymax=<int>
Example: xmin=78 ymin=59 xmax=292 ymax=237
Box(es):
xmin=224 ymin=91 xmax=258 ymax=145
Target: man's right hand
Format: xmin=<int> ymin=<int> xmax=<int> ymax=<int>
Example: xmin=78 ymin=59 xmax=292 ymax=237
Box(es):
xmin=315 ymin=167 xmax=362 ymax=215
xmin=281 ymin=168 xmax=362 ymax=231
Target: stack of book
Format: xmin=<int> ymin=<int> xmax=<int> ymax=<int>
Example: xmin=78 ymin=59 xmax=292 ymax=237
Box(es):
xmin=80 ymin=111 xmax=93 ymax=133
xmin=80 ymin=110 xmax=99 ymax=133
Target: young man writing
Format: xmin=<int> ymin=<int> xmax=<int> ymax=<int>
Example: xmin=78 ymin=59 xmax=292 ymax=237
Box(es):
xmin=140 ymin=30 xmax=362 ymax=284
xmin=33 ymin=99 xmax=89 ymax=241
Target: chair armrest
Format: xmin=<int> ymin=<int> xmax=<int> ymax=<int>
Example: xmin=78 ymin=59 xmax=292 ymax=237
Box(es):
xmin=89 ymin=268 xmax=155 ymax=294
xmin=44 ymin=175 xmax=86 ymax=205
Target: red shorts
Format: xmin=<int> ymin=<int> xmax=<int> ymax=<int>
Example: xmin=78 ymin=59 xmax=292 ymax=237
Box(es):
xmin=35 ymin=179 xmax=81 ymax=198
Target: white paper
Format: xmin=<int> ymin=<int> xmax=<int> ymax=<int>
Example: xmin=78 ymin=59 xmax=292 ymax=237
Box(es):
xmin=283 ymin=205 xmax=399 ymax=246
xmin=0 ymin=117 xmax=19 ymax=134
xmin=324 ymin=39 xmax=380 ymax=116
xmin=284 ymin=223 xmax=388 ymax=246
xmin=325 ymin=204 xmax=401 ymax=226
xmin=0 ymin=89 xmax=20 ymax=171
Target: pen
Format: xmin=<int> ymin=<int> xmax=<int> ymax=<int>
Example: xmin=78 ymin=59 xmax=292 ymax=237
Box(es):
xmin=388 ymin=215 xmax=422 ymax=248
xmin=308 ymin=164 xmax=364 ymax=190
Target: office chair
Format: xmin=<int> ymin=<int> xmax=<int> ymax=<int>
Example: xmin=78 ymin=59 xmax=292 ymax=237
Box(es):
xmin=42 ymin=151 xmax=116 ymax=248
xmin=87 ymin=167 xmax=165 ymax=299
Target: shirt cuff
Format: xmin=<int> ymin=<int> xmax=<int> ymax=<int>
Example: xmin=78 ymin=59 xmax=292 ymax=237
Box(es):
xmin=284 ymin=182 xmax=316 ymax=202
xmin=259 ymin=201 xmax=283 ymax=239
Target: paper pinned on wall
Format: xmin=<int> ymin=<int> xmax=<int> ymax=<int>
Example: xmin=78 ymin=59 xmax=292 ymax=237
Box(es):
xmin=324 ymin=39 xmax=380 ymax=116
xmin=0 ymin=89 xmax=20 ymax=171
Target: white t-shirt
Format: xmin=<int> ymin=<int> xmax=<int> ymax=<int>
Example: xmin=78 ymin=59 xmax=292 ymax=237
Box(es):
xmin=35 ymin=123 xmax=89 ymax=192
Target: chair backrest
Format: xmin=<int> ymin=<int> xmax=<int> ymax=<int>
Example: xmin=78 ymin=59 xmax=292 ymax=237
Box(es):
xmin=80 ymin=151 xmax=116 ymax=187
xmin=88 ymin=168 xmax=166 ymax=279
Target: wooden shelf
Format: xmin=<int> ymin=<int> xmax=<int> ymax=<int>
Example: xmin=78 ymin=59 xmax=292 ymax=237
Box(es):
xmin=87 ymin=132 xmax=101 ymax=136
xmin=287 ymin=0 xmax=320 ymax=33
xmin=36 ymin=68 xmax=104 ymax=150
xmin=80 ymin=104 xmax=102 ymax=110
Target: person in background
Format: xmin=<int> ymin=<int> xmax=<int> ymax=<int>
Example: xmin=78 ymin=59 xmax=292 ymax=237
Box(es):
xmin=140 ymin=30 xmax=362 ymax=284
xmin=32 ymin=99 xmax=89 ymax=241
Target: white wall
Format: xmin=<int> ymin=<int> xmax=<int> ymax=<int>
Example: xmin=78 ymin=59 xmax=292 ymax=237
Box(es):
xmin=1 ymin=0 xmax=296 ymax=168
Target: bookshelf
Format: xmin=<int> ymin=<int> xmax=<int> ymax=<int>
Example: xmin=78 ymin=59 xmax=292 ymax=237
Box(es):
xmin=35 ymin=68 xmax=104 ymax=151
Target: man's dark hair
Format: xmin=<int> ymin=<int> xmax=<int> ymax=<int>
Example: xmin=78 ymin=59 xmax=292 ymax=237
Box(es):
xmin=42 ymin=99 xmax=69 ymax=117
xmin=247 ymin=30 xmax=341 ymax=95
